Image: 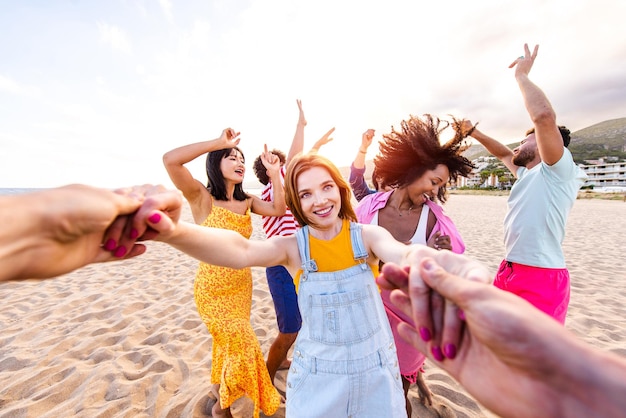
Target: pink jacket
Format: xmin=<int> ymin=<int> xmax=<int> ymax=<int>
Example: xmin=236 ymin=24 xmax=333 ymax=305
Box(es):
xmin=355 ymin=190 xmax=465 ymax=381
xmin=355 ymin=190 xmax=465 ymax=254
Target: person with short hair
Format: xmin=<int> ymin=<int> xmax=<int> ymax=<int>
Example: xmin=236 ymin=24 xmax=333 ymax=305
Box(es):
xmin=457 ymin=44 xmax=588 ymax=324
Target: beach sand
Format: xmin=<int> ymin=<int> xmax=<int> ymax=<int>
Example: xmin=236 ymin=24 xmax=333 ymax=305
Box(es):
xmin=1 ymin=195 xmax=625 ymax=417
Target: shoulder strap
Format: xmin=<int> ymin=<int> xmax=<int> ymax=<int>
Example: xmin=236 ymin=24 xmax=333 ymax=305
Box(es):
xmin=296 ymin=225 xmax=318 ymax=274
xmin=349 ymin=222 xmax=368 ymax=263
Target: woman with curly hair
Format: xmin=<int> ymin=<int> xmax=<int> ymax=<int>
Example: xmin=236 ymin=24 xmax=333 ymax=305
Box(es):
xmin=354 ymin=114 xmax=474 ymax=415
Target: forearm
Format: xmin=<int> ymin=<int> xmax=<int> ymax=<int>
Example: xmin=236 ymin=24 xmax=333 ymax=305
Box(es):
xmin=470 ymin=129 xmax=513 ymax=160
xmin=349 ymin=164 xmax=374 ymax=202
xmin=553 ymin=339 xmax=626 ymax=417
xmin=268 ymin=172 xmax=286 ymax=215
xmin=0 ymin=194 xmax=47 ymax=281
xmin=163 ymin=222 xmax=253 ymax=269
xmin=287 ymin=121 xmax=306 ymax=162
xmin=353 ymin=148 xmax=367 ymax=169
xmin=516 ymin=73 xmax=556 ymax=127
xmin=163 ymin=137 xmax=224 ymax=167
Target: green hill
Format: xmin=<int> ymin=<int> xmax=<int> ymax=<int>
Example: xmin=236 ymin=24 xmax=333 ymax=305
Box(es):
xmin=568 ymin=117 xmax=626 ymax=163
xmin=462 ymin=118 xmax=626 ymax=163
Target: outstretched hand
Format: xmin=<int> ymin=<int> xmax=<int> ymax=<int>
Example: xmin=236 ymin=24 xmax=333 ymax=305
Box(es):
xmin=379 ymin=247 xmax=490 ymax=362
xmin=1 ymin=184 xmax=183 ymax=281
xmin=377 ymin=251 xmax=583 ymax=417
xmin=103 ymin=185 xmax=183 ymax=258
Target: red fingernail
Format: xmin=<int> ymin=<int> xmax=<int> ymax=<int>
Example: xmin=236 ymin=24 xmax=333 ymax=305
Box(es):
xmin=104 ymin=239 xmax=116 ymax=251
xmin=114 ymin=246 xmax=127 ymax=258
xmin=444 ymin=343 xmax=457 ymax=359
xmin=130 ymin=228 xmax=139 ymax=239
xmin=432 ymin=346 xmax=444 ymax=362
xmin=419 ymin=327 xmax=432 ymax=342
xmin=458 ymin=309 xmax=466 ymax=321
xmin=148 ymin=213 xmax=161 ymax=223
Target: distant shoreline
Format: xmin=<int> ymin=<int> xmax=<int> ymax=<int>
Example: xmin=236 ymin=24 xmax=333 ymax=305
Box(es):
xmin=2 ymin=187 xmax=624 ymax=201
xmin=450 ymin=188 xmax=626 ymax=201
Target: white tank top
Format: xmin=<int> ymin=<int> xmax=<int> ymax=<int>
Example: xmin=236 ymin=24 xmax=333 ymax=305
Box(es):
xmin=370 ymin=204 xmax=430 ymax=245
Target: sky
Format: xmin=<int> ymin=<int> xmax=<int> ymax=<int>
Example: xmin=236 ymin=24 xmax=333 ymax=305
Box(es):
xmin=1 ymin=0 xmax=625 ymax=188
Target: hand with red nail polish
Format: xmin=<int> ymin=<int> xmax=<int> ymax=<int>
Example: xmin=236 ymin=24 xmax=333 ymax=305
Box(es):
xmin=0 ymin=184 xmax=152 ymax=281
xmin=378 ymin=249 xmax=626 ymax=418
xmin=0 ymin=183 xmax=185 ymax=281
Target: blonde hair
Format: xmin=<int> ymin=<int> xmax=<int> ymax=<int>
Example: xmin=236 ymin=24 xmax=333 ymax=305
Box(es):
xmin=285 ymin=152 xmax=357 ymax=229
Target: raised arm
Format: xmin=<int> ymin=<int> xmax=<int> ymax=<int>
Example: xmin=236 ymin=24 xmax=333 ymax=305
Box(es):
xmin=286 ymin=99 xmax=307 ymax=163
xmin=510 ymin=44 xmax=564 ymax=166
xmin=456 ymin=120 xmax=518 ymax=176
xmin=310 ymin=127 xmax=335 ymax=153
xmin=349 ymin=129 xmax=376 ymax=201
xmin=163 ymin=128 xmax=241 ymax=201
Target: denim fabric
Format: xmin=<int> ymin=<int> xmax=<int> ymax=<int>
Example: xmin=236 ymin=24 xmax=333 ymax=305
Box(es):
xmin=266 ymin=265 xmax=302 ymax=334
xmin=285 ymin=223 xmax=406 ymax=418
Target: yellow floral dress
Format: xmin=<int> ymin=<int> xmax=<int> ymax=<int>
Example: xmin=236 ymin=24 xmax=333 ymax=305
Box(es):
xmin=194 ymin=205 xmax=280 ymax=418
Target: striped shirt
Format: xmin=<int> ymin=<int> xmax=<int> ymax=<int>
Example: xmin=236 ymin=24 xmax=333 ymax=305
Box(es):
xmin=261 ymin=166 xmax=299 ymax=238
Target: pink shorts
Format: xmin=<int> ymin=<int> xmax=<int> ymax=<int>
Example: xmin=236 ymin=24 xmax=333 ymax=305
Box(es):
xmin=381 ymin=289 xmax=425 ymax=383
xmin=494 ymin=260 xmax=570 ymax=324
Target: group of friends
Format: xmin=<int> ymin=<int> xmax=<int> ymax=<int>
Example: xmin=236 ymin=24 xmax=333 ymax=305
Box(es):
xmin=2 ymin=44 xmax=624 ymax=418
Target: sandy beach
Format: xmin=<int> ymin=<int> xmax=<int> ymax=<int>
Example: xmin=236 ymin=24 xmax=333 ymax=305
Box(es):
xmin=1 ymin=195 xmax=625 ymax=417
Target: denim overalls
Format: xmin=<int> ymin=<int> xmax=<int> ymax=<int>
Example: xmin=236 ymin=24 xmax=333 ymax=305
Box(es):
xmin=285 ymin=222 xmax=406 ymax=418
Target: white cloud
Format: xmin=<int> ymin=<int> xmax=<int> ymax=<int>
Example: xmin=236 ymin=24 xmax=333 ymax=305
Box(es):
xmin=97 ymin=22 xmax=133 ymax=55
xmin=0 ymin=0 xmax=625 ymax=188
xmin=159 ymin=0 xmax=174 ymax=23
xmin=0 ymin=74 xmax=39 ymax=97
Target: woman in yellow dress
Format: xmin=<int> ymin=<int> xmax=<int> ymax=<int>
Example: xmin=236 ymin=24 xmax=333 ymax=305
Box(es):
xmin=163 ymin=129 xmax=284 ymax=417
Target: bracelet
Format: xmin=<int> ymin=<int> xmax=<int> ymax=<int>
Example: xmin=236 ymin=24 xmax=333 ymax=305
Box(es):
xmin=358 ymin=149 xmax=367 ymax=154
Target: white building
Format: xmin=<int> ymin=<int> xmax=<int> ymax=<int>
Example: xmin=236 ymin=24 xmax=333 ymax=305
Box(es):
xmin=580 ymin=161 xmax=626 ymax=189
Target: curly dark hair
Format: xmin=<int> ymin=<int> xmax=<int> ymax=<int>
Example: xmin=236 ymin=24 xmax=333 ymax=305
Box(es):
xmin=252 ymin=149 xmax=287 ymax=185
xmin=525 ymin=125 xmax=571 ymax=147
xmin=374 ymin=114 xmax=475 ymax=203
xmin=205 ymin=147 xmax=248 ymax=201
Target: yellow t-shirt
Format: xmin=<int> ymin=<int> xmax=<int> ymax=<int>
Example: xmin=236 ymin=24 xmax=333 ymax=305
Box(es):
xmin=294 ymin=219 xmax=379 ymax=292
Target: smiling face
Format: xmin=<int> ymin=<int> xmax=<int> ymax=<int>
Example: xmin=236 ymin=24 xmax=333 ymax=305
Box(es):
xmin=285 ymin=153 xmax=357 ymax=230
xmin=405 ymin=164 xmax=450 ymax=203
xmin=220 ymin=148 xmax=246 ymax=183
xmin=296 ymin=166 xmax=342 ymax=230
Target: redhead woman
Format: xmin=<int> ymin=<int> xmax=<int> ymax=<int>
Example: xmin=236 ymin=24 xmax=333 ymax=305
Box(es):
xmin=150 ymin=152 xmax=466 ymax=417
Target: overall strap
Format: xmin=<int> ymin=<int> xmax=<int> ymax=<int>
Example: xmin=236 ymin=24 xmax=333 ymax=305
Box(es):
xmin=296 ymin=225 xmax=318 ymax=276
xmin=349 ymin=222 xmax=369 ymax=270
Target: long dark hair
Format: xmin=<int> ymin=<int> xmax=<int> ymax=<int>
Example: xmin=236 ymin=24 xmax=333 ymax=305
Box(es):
xmin=205 ymin=147 xmax=248 ymax=201
xmin=375 ymin=114 xmax=474 ymax=203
